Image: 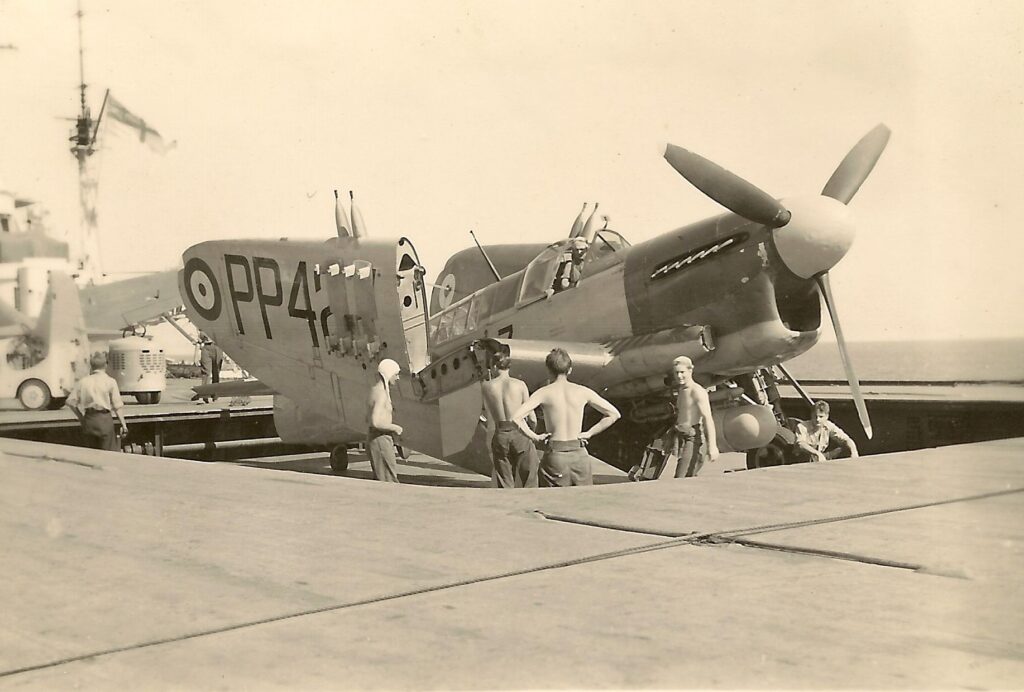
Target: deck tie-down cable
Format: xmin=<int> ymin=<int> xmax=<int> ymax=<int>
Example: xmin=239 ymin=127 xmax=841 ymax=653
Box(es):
xmin=536 ymin=485 xmax=1024 ymax=570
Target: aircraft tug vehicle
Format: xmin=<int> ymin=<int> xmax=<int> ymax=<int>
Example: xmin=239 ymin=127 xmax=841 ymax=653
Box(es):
xmin=0 ymin=272 xmax=90 ymax=410
xmin=106 ymin=335 xmax=166 ymax=404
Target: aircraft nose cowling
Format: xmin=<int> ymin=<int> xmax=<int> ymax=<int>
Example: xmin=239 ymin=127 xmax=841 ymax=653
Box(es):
xmin=773 ymin=195 xmax=856 ymax=279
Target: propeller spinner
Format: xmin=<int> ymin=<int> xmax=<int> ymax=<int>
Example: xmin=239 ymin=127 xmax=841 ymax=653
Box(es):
xmin=663 ymin=125 xmax=891 ymax=439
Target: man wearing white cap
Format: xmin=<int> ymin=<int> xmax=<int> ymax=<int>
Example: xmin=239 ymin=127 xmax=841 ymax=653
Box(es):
xmin=366 ymin=358 xmax=403 ymax=483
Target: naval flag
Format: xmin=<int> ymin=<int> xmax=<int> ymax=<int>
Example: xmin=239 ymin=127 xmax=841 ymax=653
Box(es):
xmin=105 ymin=94 xmax=175 ymax=154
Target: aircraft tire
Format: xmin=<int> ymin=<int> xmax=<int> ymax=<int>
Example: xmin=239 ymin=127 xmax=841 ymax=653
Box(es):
xmin=745 ymin=440 xmax=788 ymax=469
xmin=329 ymin=445 xmax=349 ymax=474
xmin=18 ymin=379 xmax=51 ymax=411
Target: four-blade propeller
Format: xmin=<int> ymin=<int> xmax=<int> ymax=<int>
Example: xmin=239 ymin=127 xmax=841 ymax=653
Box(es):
xmin=663 ymin=125 xmax=891 ymax=439
xmin=663 ymin=144 xmax=792 ymax=228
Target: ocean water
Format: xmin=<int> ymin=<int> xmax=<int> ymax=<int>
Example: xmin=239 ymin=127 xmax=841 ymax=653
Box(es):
xmin=785 ymin=338 xmax=1024 ymax=383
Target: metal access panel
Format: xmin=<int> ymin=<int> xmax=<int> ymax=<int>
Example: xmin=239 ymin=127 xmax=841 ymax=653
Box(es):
xmin=321 ymin=237 xmax=428 ymax=406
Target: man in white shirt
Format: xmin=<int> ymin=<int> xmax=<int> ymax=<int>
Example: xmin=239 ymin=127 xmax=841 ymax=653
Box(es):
xmin=795 ymin=400 xmax=858 ymax=462
xmin=67 ymin=353 xmax=128 ymax=451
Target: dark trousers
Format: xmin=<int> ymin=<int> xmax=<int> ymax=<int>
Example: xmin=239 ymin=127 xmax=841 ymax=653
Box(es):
xmin=540 ymin=441 xmax=593 ymax=487
xmin=795 ymin=440 xmax=854 ymax=462
xmin=367 ymin=430 xmax=400 ymax=483
xmin=669 ymin=423 xmax=707 ymax=478
xmin=82 ymin=409 xmax=116 ymax=451
xmin=491 ymin=422 xmax=539 ymax=488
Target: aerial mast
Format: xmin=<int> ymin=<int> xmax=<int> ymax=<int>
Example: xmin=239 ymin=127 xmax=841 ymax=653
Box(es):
xmin=68 ymin=0 xmax=106 ymax=284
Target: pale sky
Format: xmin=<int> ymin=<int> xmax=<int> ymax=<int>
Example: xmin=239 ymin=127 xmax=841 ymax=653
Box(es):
xmin=2 ymin=0 xmax=1023 ymax=344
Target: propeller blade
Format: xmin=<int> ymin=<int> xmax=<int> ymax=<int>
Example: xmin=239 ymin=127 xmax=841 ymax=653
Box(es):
xmin=664 ymin=143 xmax=792 ymax=228
xmin=821 ymin=124 xmax=891 ymax=204
xmin=816 ymin=273 xmax=872 ymax=439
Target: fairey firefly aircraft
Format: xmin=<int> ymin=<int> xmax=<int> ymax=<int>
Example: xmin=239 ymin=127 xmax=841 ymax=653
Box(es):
xmin=180 ymin=126 xmax=890 ymax=475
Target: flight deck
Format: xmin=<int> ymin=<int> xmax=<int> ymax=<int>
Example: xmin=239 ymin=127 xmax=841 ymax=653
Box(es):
xmin=1 ymin=435 xmax=1021 ymax=688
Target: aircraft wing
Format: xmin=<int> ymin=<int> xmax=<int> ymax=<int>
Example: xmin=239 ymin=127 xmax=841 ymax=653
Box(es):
xmin=465 ymin=333 xmax=709 ymax=396
xmin=80 ymin=269 xmax=182 ymax=331
xmin=470 ymin=337 xmax=612 ymax=388
xmin=0 ymin=295 xmax=35 ymax=335
xmin=0 ymin=324 xmax=30 ymax=338
xmin=192 ymin=379 xmax=276 ymax=398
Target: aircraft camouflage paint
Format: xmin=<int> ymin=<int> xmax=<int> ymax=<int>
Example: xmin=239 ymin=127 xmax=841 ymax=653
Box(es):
xmin=180 ymin=125 xmax=890 ymax=474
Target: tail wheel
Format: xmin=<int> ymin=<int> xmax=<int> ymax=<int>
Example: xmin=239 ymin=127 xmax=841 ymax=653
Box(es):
xmin=329 ymin=445 xmax=349 ymax=474
xmin=17 ymin=379 xmax=51 ymax=411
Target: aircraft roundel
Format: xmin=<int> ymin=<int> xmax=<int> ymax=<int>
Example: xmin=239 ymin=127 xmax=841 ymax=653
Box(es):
xmin=437 ymin=273 xmax=457 ymax=309
xmin=183 ymin=257 xmax=222 ymax=321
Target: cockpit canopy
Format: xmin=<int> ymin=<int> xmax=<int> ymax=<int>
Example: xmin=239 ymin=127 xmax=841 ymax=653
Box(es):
xmin=428 ymin=229 xmax=630 ymax=349
xmin=518 ymin=230 xmax=630 ymax=305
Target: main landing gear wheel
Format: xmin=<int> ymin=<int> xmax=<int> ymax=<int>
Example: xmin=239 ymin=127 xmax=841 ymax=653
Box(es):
xmin=329 ymin=445 xmax=349 ymax=474
xmin=17 ymin=379 xmax=51 ymax=411
xmin=746 ymin=439 xmax=789 ymax=469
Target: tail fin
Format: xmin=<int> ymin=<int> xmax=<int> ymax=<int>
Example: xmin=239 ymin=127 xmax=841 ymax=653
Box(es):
xmin=34 ymin=272 xmax=90 ymax=372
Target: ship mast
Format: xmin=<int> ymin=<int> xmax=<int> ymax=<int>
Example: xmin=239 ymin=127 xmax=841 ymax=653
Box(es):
xmin=68 ymin=0 xmax=107 ymax=284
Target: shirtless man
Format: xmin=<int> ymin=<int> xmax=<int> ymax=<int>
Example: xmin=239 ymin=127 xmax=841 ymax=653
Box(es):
xmin=366 ymin=358 xmax=403 ymax=483
xmin=511 ymin=348 xmax=620 ymax=487
xmin=480 ymin=353 xmax=538 ymax=488
xmin=665 ymin=355 xmax=719 ymax=478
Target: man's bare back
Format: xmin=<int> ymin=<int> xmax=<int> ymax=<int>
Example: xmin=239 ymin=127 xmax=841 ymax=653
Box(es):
xmin=512 ymin=374 xmax=619 ymax=444
xmin=481 ymin=373 xmax=531 ymax=424
xmin=530 ymin=380 xmax=599 ymax=441
xmin=509 ymin=348 xmax=620 ymax=487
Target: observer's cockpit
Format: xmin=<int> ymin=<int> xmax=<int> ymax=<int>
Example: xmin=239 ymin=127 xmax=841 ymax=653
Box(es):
xmin=428 ymin=230 xmax=630 ymax=348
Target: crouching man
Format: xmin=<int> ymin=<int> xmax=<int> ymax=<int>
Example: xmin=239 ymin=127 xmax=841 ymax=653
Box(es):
xmin=794 ymin=400 xmax=859 ymax=462
xmin=511 ymin=348 xmax=620 ymax=487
